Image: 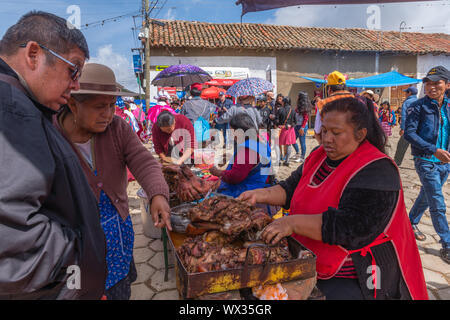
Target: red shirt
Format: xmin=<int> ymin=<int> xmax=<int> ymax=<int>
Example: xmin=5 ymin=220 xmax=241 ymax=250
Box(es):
xmin=221 ymin=147 xmax=260 ymax=184
xmin=152 ymin=114 xmax=196 ymax=156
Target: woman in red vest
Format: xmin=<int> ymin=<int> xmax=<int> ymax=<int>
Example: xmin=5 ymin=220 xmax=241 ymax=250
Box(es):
xmin=238 ymin=97 xmax=427 ymax=300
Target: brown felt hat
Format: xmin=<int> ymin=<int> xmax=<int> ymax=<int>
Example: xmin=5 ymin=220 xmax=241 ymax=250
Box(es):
xmin=72 ymin=63 xmax=138 ymax=96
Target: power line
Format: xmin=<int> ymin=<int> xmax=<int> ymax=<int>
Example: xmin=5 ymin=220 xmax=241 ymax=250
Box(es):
xmin=80 ymin=11 xmax=140 ymax=30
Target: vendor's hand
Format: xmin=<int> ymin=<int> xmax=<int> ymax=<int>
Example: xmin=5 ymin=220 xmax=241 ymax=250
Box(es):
xmin=434 ymin=149 xmax=450 ymax=163
xmin=162 ymin=157 xmax=175 ymax=165
xmin=150 ymin=195 xmax=172 ymax=231
xmin=209 ymin=166 xmax=222 ymax=177
xmin=237 ymin=189 xmax=264 ymax=206
xmin=261 ymin=216 xmax=294 ymax=245
xmin=399 ymin=129 xmax=404 ymax=136
xmin=179 ymin=184 xmax=201 ymax=202
xmin=299 ymin=128 xmax=305 ymax=136
xmin=269 ymin=114 xmax=275 ymax=120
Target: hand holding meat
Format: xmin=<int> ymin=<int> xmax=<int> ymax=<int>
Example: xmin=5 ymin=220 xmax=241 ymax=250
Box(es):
xmin=237 ymin=189 xmax=264 ymax=206
xmin=162 ymin=164 xmax=219 ymax=202
xmin=261 ymin=216 xmax=294 ymax=245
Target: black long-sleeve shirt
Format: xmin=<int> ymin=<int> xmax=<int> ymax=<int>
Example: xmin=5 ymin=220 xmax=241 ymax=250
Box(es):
xmin=278 ymin=154 xmax=411 ymax=299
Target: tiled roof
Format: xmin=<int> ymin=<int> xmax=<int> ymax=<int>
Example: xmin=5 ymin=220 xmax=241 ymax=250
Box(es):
xmin=149 ymin=20 xmax=450 ymax=55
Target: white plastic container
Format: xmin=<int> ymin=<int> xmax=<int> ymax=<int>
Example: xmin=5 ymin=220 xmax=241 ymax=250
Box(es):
xmin=136 ymin=188 xmax=161 ymax=239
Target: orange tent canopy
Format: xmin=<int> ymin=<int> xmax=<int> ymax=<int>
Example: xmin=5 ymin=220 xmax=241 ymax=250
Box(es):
xmin=201 ymin=86 xmax=226 ymax=99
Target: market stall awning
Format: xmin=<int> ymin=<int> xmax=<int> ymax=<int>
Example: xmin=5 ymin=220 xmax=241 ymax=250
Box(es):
xmin=300 ymin=71 xmax=421 ymax=88
xmin=204 ymin=79 xmax=240 ymax=86
xmin=346 ymin=71 xmax=421 ymax=88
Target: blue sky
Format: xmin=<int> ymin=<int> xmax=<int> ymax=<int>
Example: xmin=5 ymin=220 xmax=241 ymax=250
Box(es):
xmin=1 ymin=0 xmax=449 ymax=91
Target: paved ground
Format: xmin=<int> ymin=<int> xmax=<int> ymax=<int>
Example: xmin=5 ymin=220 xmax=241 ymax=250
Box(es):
xmin=127 ymin=126 xmax=450 ymax=300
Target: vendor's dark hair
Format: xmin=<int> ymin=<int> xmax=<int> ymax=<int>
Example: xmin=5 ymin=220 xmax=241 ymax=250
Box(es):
xmin=230 ymin=113 xmax=257 ymax=132
xmin=297 ymin=91 xmax=312 ymax=114
xmin=0 ymin=11 xmax=89 ymax=63
xmin=283 ymin=97 xmax=291 ymax=106
xmin=156 ymin=110 xmax=175 ymax=128
xmin=230 ymin=113 xmax=258 ymax=142
xmin=190 ymin=88 xmax=201 ymax=97
xmin=321 ymin=97 xmax=386 ymax=154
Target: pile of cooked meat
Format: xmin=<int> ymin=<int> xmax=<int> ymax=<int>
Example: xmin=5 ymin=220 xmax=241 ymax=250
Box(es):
xmin=176 ymin=196 xmax=293 ymax=273
xmin=162 ymin=164 xmax=219 ymax=202
xmin=178 ymin=233 xmax=291 ymax=273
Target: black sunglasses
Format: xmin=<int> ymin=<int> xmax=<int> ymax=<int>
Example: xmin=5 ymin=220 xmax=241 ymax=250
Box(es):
xmin=19 ymin=43 xmax=81 ymax=81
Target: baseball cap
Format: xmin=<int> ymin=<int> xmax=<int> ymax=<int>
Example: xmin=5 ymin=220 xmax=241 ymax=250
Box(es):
xmin=256 ymin=94 xmax=267 ymax=102
xmin=191 ymin=83 xmax=203 ymax=91
xmin=327 ymin=71 xmax=346 ymax=86
xmin=423 ymin=66 xmax=450 ymax=83
xmin=403 ymin=86 xmax=418 ymax=95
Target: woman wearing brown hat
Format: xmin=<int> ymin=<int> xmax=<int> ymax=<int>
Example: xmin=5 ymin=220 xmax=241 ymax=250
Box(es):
xmin=53 ymin=63 xmax=171 ymax=300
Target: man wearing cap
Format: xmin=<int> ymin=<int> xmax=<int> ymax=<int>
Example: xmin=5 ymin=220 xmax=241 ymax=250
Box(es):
xmin=0 ymin=11 xmax=106 ymax=299
xmin=404 ymin=65 xmax=450 ymax=264
xmin=393 ymin=86 xmax=418 ymax=166
xmin=180 ymin=83 xmax=216 ymax=144
xmin=313 ymin=71 xmax=354 ymax=144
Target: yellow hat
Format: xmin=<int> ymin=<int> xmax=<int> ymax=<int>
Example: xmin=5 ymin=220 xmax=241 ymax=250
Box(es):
xmin=327 ymin=71 xmax=346 ymax=86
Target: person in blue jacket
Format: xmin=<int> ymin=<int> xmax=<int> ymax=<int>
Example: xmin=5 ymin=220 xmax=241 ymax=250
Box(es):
xmin=404 ymin=65 xmax=450 ymax=264
xmin=394 ymin=86 xmax=418 ymax=166
xmin=209 ymin=113 xmax=272 ymax=198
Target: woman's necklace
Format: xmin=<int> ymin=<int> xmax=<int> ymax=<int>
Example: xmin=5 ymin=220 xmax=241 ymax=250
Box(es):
xmin=61 ymin=113 xmax=94 ymax=144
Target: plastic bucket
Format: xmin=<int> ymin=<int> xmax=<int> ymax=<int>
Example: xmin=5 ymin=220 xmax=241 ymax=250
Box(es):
xmin=136 ymin=189 xmax=161 ymax=239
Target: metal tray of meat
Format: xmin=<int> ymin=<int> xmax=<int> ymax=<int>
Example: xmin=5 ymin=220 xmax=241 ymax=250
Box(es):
xmin=167 ymin=230 xmax=317 ymax=299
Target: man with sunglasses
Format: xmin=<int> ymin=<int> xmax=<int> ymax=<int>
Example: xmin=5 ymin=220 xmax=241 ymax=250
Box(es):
xmin=0 ymin=11 xmax=106 ymax=299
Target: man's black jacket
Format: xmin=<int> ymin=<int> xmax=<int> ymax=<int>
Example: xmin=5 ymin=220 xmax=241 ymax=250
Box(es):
xmin=0 ymin=58 xmax=106 ymax=299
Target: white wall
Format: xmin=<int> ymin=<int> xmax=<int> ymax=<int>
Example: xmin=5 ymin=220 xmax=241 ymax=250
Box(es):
xmin=417 ymin=54 xmax=450 ymax=97
xmin=149 ymin=56 xmax=277 ymax=102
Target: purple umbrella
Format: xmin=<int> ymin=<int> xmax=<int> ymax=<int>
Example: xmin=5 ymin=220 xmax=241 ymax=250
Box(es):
xmin=226 ymin=77 xmax=274 ymax=98
xmin=151 ymin=64 xmax=212 ymax=88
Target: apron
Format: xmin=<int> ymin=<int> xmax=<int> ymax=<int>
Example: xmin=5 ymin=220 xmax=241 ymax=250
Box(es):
xmin=289 ymin=141 xmax=428 ymax=299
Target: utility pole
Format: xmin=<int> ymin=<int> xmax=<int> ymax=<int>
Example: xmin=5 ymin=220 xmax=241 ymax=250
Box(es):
xmin=143 ymin=0 xmax=151 ymax=110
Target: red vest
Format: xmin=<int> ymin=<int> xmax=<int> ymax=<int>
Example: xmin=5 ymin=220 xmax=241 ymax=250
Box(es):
xmin=290 ymin=141 xmax=428 ymax=300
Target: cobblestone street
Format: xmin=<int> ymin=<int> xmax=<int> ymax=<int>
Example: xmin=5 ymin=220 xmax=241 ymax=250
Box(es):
xmin=128 ymin=127 xmax=450 ymax=300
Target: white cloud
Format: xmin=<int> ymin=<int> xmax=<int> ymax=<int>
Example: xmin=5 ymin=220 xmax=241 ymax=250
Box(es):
xmin=265 ymin=1 xmax=450 ymax=34
xmin=89 ymin=44 xmax=140 ymax=93
xmin=166 ymin=7 xmax=176 ymax=21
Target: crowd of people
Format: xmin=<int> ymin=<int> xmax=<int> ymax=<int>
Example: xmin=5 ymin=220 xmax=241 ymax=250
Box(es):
xmin=0 ymin=11 xmax=449 ymax=301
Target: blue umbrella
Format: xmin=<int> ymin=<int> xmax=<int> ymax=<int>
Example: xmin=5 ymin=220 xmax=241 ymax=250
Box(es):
xmin=226 ymin=77 xmax=274 ymax=98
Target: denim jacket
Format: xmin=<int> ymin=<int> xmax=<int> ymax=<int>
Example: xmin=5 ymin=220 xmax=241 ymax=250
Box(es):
xmin=404 ymin=95 xmax=450 ymax=158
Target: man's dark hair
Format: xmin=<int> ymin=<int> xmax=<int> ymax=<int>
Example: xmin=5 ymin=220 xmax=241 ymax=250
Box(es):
xmin=0 ymin=11 xmax=89 ymax=63
xmin=322 ymin=97 xmax=386 ymax=154
xmin=190 ymin=89 xmax=201 ymax=97
xmin=157 ymin=110 xmax=175 ymax=128
xmin=328 ymin=84 xmax=346 ymax=92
